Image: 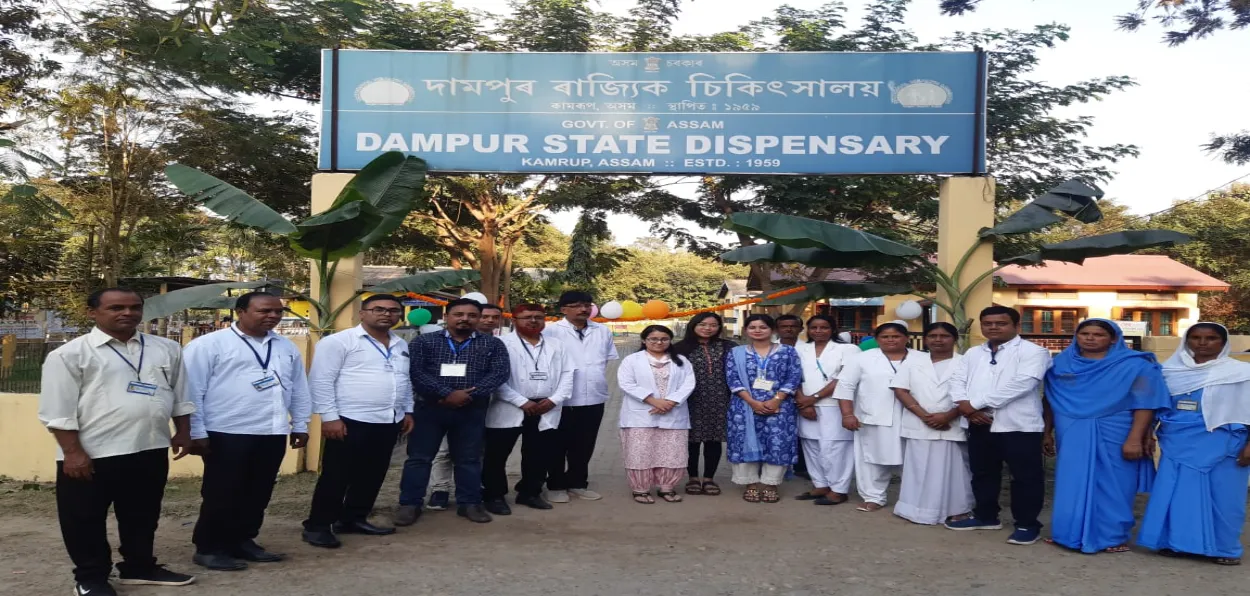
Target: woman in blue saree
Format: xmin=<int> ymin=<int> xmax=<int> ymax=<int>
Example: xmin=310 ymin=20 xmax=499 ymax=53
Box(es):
xmin=1138 ymin=322 xmax=1250 ymax=566
xmin=1043 ymin=319 xmax=1169 ymax=553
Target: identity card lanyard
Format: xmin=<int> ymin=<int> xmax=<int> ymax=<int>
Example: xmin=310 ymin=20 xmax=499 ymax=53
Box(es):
xmin=753 ymin=344 xmax=778 ymax=382
xmin=815 ymin=358 xmax=829 ymax=382
xmin=235 ymin=331 xmax=280 ymax=392
xmin=447 ymin=336 xmax=474 ymax=362
xmin=106 ymin=334 xmax=146 ymax=380
xmin=519 ymin=339 xmax=550 ymax=381
xmin=366 ymin=336 xmax=394 ymax=370
xmin=885 ymin=351 xmax=908 ymax=374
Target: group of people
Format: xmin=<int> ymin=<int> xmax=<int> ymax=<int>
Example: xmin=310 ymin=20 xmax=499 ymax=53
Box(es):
xmin=37 ymin=288 xmax=1250 ymax=596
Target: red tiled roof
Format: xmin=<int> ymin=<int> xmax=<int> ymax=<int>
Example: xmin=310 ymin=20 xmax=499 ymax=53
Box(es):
xmin=996 ymin=255 xmax=1228 ymax=291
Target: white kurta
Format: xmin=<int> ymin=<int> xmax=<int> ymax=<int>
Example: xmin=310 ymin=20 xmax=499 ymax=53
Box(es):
xmin=795 ymin=342 xmax=859 ymax=441
xmin=890 ymin=354 xmax=974 ymax=524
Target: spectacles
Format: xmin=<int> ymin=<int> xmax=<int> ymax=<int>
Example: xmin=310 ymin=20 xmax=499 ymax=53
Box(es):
xmin=515 ymin=316 xmax=546 ymax=322
xmin=363 ymin=308 xmax=403 ymax=315
xmin=645 ymin=337 xmax=671 ymax=344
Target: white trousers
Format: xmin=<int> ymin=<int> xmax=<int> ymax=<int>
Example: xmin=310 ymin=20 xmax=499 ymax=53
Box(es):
xmin=730 ymin=462 xmax=787 ymax=486
xmin=801 ymin=438 xmax=854 ymax=493
xmin=429 ymin=438 xmax=453 ymax=492
xmin=854 ymin=433 xmax=901 ymax=505
xmin=894 ymin=439 xmax=975 ymax=525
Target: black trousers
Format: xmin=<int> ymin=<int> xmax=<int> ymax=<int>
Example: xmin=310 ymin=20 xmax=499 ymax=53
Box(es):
xmin=304 ymin=418 xmax=400 ymax=530
xmin=547 ymin=403 xmax=604 ymax=491
xmin=686 ymin=441 xmax=723 ymax=479
xmin=192 ymin=432 xmax=287 ymax=554
xmin=56 ymin=448 xmax=168 ymax=582
xmin=967 ymin=425 xmax=1045 ymax=530
xmin=482 ymin=414 xmax=555 ymax=500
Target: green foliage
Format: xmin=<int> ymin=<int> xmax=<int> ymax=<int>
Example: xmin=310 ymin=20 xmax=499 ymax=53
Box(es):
xmin=598 ymin=239 xmax=747 ymax=311
xmin=0 ymin=0 xmax=61 ymax=110
xmin=1153 ymin=184 xmax=1250 ymax=332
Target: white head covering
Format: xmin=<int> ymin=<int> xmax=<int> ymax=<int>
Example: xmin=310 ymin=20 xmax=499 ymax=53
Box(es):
xmin=1161 ymin=322 xmax=1250 ymax=431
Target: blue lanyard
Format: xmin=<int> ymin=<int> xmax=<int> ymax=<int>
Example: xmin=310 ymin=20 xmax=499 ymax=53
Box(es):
xmin=233 ymin=330 xmax=274 ymax=371
xmin=815 ymin=358 xmax=829 ymax=381
xmin=365 ymin=335 xmax=393 ymax=362
xmin=446 ymin=335 xmax=474 ymax=361
xmin=751 ymin=344 xmax=778 ymax=378
xmin=105 ymin=334 xmax=145 ymax=380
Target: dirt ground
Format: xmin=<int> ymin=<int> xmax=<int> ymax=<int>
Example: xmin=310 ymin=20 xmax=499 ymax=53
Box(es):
xmin=3 ymin=354 xmax=1248 ymax=596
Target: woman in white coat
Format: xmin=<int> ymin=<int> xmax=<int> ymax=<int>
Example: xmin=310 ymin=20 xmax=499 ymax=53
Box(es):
xmin=890 ymin=322 xmax=974 ymax=525
xmin=793 ymin=315 xmax=861 ymax=506
xmin=834 ymin=322 xmax=918 ymax=512
xmin=618 ymin=325 xmax=698 ymax=504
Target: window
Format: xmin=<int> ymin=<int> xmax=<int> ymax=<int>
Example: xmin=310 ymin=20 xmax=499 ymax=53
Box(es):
xmin=1021 ymin=308 xmax=1085 ymax=335
xmin=820 ymin=305 xmax=877 ymax=332
xmin=1119 ymin=308 xmax=1182 ymax=336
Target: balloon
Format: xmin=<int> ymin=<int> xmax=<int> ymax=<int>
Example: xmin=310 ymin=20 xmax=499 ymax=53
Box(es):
xmin=641 ymin=299 xmax=670 ymax=320
xmin=837 ymin=332 xmax=853 ymax=344
xmin=419 ymin=324 xmax=444 ymax=334
xmin=600 ymin=301 xmax=624 ymax=320
xmin=406 ymin=308 xmax=432 ymax=326
xmin=621 ymin=300 xmax=643 ymax=319
xmin=895 ymin=299 xmax=923 ymax=320
xmin=859 ymin=337 xmax=879 ymax=351
xmin=462 ymin=292 xmax=489 ymax=305
xmin=590 ymin=303 xmax=599 ymax=318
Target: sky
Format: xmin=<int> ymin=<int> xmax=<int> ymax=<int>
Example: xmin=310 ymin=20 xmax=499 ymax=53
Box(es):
xmin=310 ymin=0 xmax=1250 ymax=245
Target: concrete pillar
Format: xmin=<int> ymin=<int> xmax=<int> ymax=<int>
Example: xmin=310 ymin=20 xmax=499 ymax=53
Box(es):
xmin=937 ymin=176 xmax=996 ymax=346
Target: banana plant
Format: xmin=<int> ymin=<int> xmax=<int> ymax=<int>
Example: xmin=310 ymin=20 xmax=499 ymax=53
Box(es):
xmin=145 ymin=151 xmax=480 ymax=333
xmin=721 ymin=179 xmax=1192 ymax=345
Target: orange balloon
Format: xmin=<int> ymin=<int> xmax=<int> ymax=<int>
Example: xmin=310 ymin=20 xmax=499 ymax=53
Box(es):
xmin=641 ymin=299 xmax=670 ymax=319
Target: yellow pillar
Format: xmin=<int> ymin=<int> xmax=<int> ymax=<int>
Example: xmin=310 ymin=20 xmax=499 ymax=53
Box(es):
xmin=304 ymin=173 xmax=365 ymax=473
xmin=937 ymin=176 xmax=996 ymax=346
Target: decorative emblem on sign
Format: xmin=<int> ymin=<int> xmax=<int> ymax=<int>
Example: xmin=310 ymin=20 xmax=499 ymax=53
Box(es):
xmin=642 ymin=117 xmax=660 ymax=132
xmin=355 ymin=78 xmax=415 ymax=105
xmin=889 ymin=80 xmax=953 ymax=108
xmin=645 ymin=57 xmax=662 ymax=72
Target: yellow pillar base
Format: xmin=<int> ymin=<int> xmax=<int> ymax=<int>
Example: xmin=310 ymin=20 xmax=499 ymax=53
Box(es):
xmin=937 ymin=176 xmax=996 ymax=347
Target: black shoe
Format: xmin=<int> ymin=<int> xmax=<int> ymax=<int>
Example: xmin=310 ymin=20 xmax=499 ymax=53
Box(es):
xmin=73 ymin=580 xmax=118 ymax=596
xmin=456 ymin=503 xmax=493 ymax=523
xmin=394 ymin=505 xmax=421 ymax=527
xmin=426 ymin=490 xmax=451 ymax=511
xmin=333 ymin=520 xmax=396 ymax=536
xmin=231 ymin=539 xmax=285 ymax=563
xmin=191 ymin=552 xmax=248 ymax=571
xmin=118 ymin=565 xmax=196 ymax=586
xmin=483 ymin=498 xmax=512 ymax=516
xmin=301 ymin=528 xmax=342 ymax=549
xmin=516 ymin=494 xmax=553 ymax=510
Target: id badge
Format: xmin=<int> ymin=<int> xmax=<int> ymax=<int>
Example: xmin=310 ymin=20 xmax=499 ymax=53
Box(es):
xmin=252 ymin=375 xmax=279 ymax=391
xmin=126 ymin=381 xmax=158 ymax=396
xmin=441 ymin=363 xmax=467 ymax=377
xmin=1176 ymin=399 xmax=1200 ymax=412
xmin=384 ymin=361 xmax=395 ymax=371
xmin=529 ymin=371 xmax=549 ymax=381
xmin=752 ymin=378 xmax=775 ymax=391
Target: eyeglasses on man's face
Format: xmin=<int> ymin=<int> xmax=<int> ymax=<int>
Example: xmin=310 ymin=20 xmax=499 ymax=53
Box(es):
xmin=645 ymin=337 xmax=672 ymax=344
xmin=364 ymin=308 xmax=403 ymax=315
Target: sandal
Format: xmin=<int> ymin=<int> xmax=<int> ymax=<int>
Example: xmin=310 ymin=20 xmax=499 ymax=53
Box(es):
xmin=632 ymin=491 xmax=655 ymax=504
xmin=742 ymin=487 xmax=761 ymax=503
xmin=760 ymin=486 xmax=780 ymax=503
xmin=856 ymin=502 xmax=884 ymax=512
xmin=685 ymin=479 xmax=704 ymax=495
xmin=702 ymin=480 xmax=721 ymax=496
xmin=1104 ymin=545 xmax=1131 ymax=554
xmin=658 ymin=490 xmax=683 ymax=503
xmin=1213 ymin=557 xmax=1242 ymax=566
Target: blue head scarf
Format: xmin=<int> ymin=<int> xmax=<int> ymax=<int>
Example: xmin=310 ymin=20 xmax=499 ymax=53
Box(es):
xmin=1044 ymin=318 xmax=1169 ymax=419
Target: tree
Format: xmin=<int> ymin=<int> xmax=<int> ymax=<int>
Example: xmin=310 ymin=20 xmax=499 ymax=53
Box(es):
xmin=599 ymin=239 xmax=748 ymax=310
xmin=1152 ymin=184 xmax=1250 ymax=332
xmin=0 ymin=187 xmax=66 ymax=314
xmin=0 ymin=0 xmax=60 ymax=111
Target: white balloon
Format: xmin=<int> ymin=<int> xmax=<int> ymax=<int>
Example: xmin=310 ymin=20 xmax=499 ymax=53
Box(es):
xmin=462 ymin=292 xmax=489 ymax=305
xmin=419 ymin=324 xmax=444 ymax=334
xmin=600 ymin=301 xmax=624 ymax=319
xmin=895 ymin=300 xmax=924 ymax=320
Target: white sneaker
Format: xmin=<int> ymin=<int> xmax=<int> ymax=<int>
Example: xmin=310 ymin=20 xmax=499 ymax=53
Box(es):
xmin=569 ymin=488 xmax=602 ymax=501
xmin=546 ymin=490 xmax=570 ymax=503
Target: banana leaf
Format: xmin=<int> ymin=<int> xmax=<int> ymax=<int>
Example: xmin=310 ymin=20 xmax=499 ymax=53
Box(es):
xmin=326 ymin=152 xmax=428 ymax=250
xmin=720 ymin=243 xmax=914 ymax=269
xmin=725 ymin=212 xmax=922 ymax=257
xmin=288 ymin=199 xmax=383 ymax=261
xmin=369 ymin=270 xmax=482 ymax=293
xmin=165 ymin=164 xmax=298 ymax=235
xmin=761 ymin=282 xmax=912 ymax=306
xmin=1001 ymin=229 xmax=1191 ymax=266
xmin=142 ymin=280 xmax=274 ymax=321
xmin=980 ymin=179 xmax=1105 ymax=238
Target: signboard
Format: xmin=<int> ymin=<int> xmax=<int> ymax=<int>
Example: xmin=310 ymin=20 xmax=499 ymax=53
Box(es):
xmin=1117 ymin=321 xmax=1149 ymax=337
xmin=320 ymin=50 xmax=987 ymax=175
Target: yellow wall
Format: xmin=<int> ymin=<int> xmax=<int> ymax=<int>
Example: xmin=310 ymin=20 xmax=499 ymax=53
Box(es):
xmin=992 ymin=289 xmax=1201 ymax=330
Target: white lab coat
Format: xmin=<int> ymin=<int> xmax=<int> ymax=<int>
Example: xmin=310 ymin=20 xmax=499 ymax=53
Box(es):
xmin=616 ymin=351 xmax=697 ymax=430
xmin=891 ymin=352 xmax=967 ymax=441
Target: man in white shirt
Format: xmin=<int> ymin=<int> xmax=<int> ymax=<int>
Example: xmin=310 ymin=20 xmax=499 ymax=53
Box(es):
xmin=301 ymin=295 xmax=415 ymax=549
xmin=482 ymin=303 xmax=576 ymax=515
xmin=183 ymin=292 xmax=312 ymax=571
xmin=542 ymin=291 xmax=619 ymax=503
xmin=946 ymin=306 xmax=1052 ymax=546
xmin=39 ymin=288 xmax=197 ymax=596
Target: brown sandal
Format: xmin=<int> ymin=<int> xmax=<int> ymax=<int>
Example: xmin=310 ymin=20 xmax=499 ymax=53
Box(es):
xmin=760 ymin=485 xmax=780 ymax=503
xmin=632 ymin=491 xmax=655 ymax=504
xmin=1213 ymin=557 xmax=1242 ymax=566
xmin=685 ymin=479 xmax=704 ymax=495
xmin=658 ymin=490 xmax=683 ymax=503
xmin=742 ymin=487 xmax=761 ymax=503
xmin=702 ymin=480 xmax=721 ymax=496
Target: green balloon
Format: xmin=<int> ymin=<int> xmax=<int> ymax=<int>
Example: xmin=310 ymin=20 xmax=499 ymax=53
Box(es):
xmin=859 ymin=338 xmax=879 ymax=351
xmin=407 ymin=308 xmax=432 ymax=326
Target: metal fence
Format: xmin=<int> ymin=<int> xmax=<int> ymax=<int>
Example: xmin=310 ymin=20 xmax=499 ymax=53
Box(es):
xmin=0 ymin=340 xmax=66 ymax=394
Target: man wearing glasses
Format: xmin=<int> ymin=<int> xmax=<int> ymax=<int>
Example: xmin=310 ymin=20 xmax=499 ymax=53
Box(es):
xmin=542 ymin=291 xmax=620 ymax=503
xmin=481 ymin=304 xmax=576 ymax=514
xmin=302 ymin=294 xmax=414 ymax=548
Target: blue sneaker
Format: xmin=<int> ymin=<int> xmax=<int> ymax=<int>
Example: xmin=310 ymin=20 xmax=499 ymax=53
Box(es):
xmin=1007 ymin=527 xmax=1041 ymax=545
xmin=426 ymin=491 xmax=450 ymax=511
xmin=944 ymin=517 xmax=1003 ymax=531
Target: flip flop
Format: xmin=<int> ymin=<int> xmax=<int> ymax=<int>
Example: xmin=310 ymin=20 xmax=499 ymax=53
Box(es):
xmin=658 ymin=490 xmax=683 ymax=503
xmin=632 ymin=492 xmax=655 ymax=504
xmin=856 ymin=502 xmax=884 ymax=512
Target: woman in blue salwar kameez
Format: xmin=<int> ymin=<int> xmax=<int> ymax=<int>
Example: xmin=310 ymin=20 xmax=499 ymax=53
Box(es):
xmin=1138 ymin=322 xmax=1250 ymax=566
xmin=1043 ymin=319 xmax=1170 ymax=553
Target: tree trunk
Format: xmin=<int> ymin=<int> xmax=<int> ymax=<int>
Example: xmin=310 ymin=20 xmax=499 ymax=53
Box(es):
xmin=477 ymin=224 xmax=501 ymax=303
xmin=499 ymin=243 xmax=515 ymax=309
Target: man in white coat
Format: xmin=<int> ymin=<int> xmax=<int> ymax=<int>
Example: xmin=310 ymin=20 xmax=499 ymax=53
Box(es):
xmin=481 ymin=303 xmax=576 ymax=514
